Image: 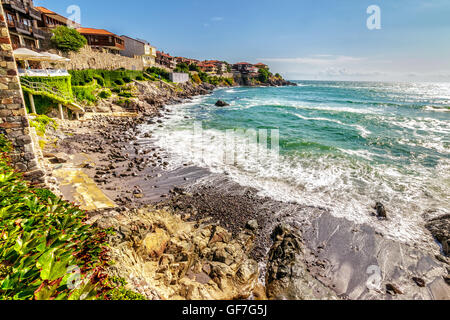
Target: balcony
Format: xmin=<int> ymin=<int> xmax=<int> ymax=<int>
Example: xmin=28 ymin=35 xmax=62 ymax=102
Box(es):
xmin=28 ymin=7 xmax=42 ymax=21
xmin=8 ymin=19 xmax=32 ymax=35
xmin=32 ymin=27 xmax=48 ymax=40
xmin=2 ymin=0 xmax=27 ymax=14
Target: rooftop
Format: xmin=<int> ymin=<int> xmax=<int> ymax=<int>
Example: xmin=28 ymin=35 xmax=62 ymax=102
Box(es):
xmin=77 ymin=28 xmax=118 ymax=36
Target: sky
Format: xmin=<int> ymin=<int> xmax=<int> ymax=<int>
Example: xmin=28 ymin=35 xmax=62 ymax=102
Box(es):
xmin=34 ymin=0 xmax=450 ymax=81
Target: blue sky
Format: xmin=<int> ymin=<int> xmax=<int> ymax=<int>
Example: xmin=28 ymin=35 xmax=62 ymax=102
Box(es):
xmin=35 ymin=0 xmax=450 ymax=81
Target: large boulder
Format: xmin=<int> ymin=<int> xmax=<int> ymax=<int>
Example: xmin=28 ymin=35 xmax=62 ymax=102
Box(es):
xmin=215 ymin=100 xmax=230 ymax=107
xmin=426 ymin=214 xmax=450 ymax=256
xmin=266 ymin=224 xmax=339 ymax=300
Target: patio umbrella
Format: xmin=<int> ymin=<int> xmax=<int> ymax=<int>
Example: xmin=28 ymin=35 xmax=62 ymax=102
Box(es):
xmin=13 ymin=48 xmax=45 ymax=61
xmin=39 ymin=52 xmax=71 ymax=62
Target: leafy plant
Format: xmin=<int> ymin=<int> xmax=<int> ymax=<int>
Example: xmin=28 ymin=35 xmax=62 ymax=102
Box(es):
xmin=98 ymin=90 xmax=112 ymax=99
xmin=0 ymin=134 xmax=112 ymax=300
xmin=29 ymin=115 xmax=58 ymax=137
xmin=51 ymin=26 xmax=87 ymax=53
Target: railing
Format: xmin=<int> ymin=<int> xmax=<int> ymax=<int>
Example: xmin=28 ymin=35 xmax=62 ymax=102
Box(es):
xmin=32 ymin=27 xmax=48 ymax=39
xmin=18 ymin=69 xmax=70 ymax=77
xmin=28 ymin=6 xmax=42 ymax=21
xmin=20 ymin=77 xmax=73 ymax=102
xmin=20 ymin=77 xmax=85 ymax=113
xmin=9 ymin=20 xmax=32 ymax=35
xmin=2 ymin=0 xmax=27 ymax=14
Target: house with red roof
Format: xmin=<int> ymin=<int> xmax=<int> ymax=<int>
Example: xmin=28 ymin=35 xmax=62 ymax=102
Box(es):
xmin=156 ymin=51 xmax=176 ymax=69
xmin=76 ymin=27 xmax=125 ymax=54
xmin=36 ymin=6 xmax=81 ymax=30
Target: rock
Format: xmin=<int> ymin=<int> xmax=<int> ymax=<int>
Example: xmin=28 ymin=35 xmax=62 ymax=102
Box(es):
xmin=215 ymin=100 xmax=230 ymax=107
xmin=246 ymin=219 xmax=259 ymax=232
xmin=386 ymin=283 xmax=403 ymax=295
xmin=143 ymin=228 xmax=170 ymax=258
xmin=265 ymin=224 xmax=339 ymax=300
xmin=426 ymin=214 xmax=450 ymax=256
xmin=49 ymin=152 xmax=69 ymax=164
xmin=412 ymin=277 xmax=426 ymax=287
xmin=374 ymin=202 xmax=387 ymax=219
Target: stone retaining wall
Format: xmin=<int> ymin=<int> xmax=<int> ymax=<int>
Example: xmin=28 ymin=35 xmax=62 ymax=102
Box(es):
xmin=63 ymin=46 xmax=145 ymax=71
xmin=0 ymin=3 xmax=45 ymax=184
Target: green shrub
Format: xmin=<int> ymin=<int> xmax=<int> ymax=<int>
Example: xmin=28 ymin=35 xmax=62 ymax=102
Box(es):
xmin=258 ymin=68 xmax=270 ymax=83
xmin=174 ymin=63 xmax=189 ymax=73
xmin=114 ymin=79 xmax=125 ymax=86
xmin=0 ymin=134 xmax=112 ymax=300
xmin=98 ymin=90 xmax=112 ymax=99
xmin=118 ymin=91 xmax=133 ymax=98
xmin=135 ymin=76 xmax=144 ymax=81
xmin=72 ymin=86 xmax=98 ymax=104
xmin=30 ymin=115 xmax=58 ymax=137
xmin=69 ymin=70 xmax=145 ymax=87
xmin=189 ymin=64 xmax=200 ymax=72
xmin=51 ymin=26 xmax=87 ymax=53
xmin=122 ymin=77 xmax=132 ymax=83
xmin=146 ymin=67 xmax=170 ymax=81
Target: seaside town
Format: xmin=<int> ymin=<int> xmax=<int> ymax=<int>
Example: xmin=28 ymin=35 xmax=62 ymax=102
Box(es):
xmin=0 ymin=0 xmax=448 ymax=303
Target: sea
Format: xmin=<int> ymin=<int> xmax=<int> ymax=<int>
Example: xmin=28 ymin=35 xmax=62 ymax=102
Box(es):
xmin=142 ymin=81 xmax=450 ymax=244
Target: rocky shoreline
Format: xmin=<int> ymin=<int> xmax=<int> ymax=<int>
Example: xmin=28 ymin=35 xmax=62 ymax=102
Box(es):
xmin=39 ymin=81 xmax=450 ymax=300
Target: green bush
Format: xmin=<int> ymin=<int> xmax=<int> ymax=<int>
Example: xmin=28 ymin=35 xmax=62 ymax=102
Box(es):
xmin=118 ymin=91 xmax=133 ymax=98
xmin=174 ymin=63 xmax=189 ymax=73
xmin=98 ymin=90 xmax=112 ymax=99
xmin=72 ymin=85 xmax=98 ymax=104
xmin=0 ymin=134 xmax=112 ymax=300
xmin=258 ymin=68 xmax=270 ymax=83
xmin=51 ymin=26 xmax=87 ymax=53
xmin=69 ymin=70 xmax=145 ymax=87
xmin=135 ymin=76 xmax=144 ymax=81
xmin=146 ymin=67 xmax=170 ymax=81
xmin=29 ymin=115 xmax=58 ymax=137
xmin=114 ymin=79 xmax=125 ymax=86
xmin=189 ymin=64 xmax=200 ymax=72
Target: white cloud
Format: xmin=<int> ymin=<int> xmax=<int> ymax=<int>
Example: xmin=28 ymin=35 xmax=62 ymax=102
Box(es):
xmin=260 ymin=55 xmax=365 ymax=66
xmin=211 ymin=17 xmax=224 ymax=22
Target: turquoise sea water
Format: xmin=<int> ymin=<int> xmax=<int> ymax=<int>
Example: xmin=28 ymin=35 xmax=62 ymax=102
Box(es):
xmin=146 ymin=81 xmax=450 ymax=242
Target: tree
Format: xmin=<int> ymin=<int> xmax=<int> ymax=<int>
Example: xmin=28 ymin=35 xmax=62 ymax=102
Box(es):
xmin=258 ymin=68 xmax=270 ymax=83
xmin=174 ymin=63 xmax=189 ymax=73
xmin=189 ymin=64 xmax=200 ymax=72
xmin=51 ymin=26 xmax=87 ymax=53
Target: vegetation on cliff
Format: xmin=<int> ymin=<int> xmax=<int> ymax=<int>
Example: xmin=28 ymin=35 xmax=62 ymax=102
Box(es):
xmin=51 ymin=26 xmax=87 ymax=53
xmin=0 ymin=135 xmax=144 ymax=300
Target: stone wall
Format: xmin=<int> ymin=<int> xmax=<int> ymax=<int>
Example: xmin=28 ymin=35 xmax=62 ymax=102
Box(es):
xmin=63 ymin=46 xmax=145 ymax=71
xmin=0 ymin=3 xmax=45 ymax=184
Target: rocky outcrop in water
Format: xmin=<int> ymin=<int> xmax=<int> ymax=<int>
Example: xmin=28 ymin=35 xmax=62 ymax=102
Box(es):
xmin=265 ymin=224 xmax=339 ymax=300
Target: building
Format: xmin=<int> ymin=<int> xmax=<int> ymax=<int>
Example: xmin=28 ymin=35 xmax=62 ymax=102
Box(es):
xmin=205 ymin=60 xmax=228 ymax=74
xmin=156 ymin=51 xmax=176 ymax=69
xmin=121 ymin=36 xmax=156 ymax=67
xmin=36 ymin=6 xmax=81 ymax=30
xmin=232 ymin=62 xmax=254 ymax=74
xmin=197 ymin=62 xmax=217 ymax=74
xmin=120 ymin=36 xmax=156 ymax=67
xmin=1 ymin=0 xmax=47 ymax=50
xmin=175 ymin=57 xmax=199 ymax=66
xmin=76 ymin=27 xmax=125 ymax=54
xmin=254 ymin=63 xmax=268 ymax=70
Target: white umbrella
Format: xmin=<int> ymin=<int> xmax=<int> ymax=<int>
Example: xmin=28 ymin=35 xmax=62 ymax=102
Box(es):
xmin=40 ymin=52 xmax=71 ymax=62
xmin=13 ymin=48 xmax=45 ymax=61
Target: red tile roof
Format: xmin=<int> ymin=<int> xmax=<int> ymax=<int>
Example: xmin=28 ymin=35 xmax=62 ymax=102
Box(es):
xmin=77 ymin=28 xmax=117 ymax=36
xmin=35 ymin=6 xmax=55 ymax=14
